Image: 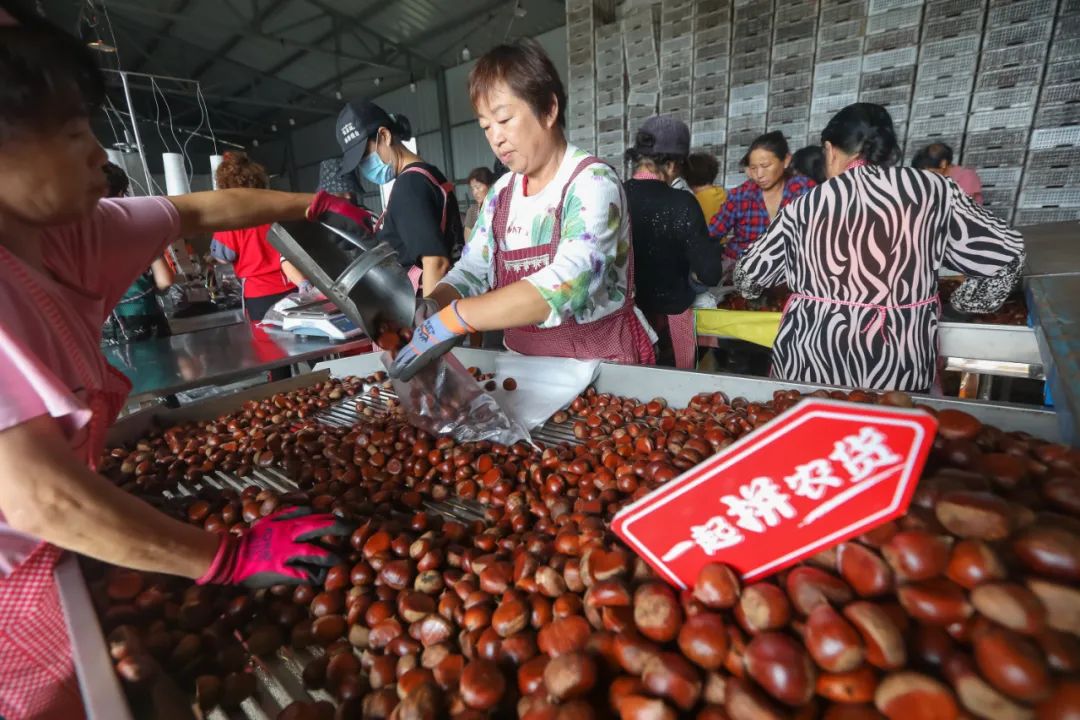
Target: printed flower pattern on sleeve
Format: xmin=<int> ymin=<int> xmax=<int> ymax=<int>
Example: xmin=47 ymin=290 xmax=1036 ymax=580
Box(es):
xmin=439 ymin=145 xmax=633 ymax=328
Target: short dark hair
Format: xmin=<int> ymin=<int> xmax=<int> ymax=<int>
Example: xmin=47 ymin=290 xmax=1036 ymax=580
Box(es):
xmin=0 ymin=3 xmax=106 ymax=141
xmin=749 ymin=131 xmax=791 ymax=163
xmin=791 ymin=145 xmax=826 ymax=184
xmin=102 ymin=162 xmax=129 ymax=198
xmin=683 ymin=153 xmax=720 ymax=186
xmin=911 ymin=143 xmax=954 ymax=170
xmin=821 ymin=103 xmax=901 ymax=167
xmin=469 ymin=39 xmax=567 ymax=128
xmin=467 ymin=166 xmax=496 ymax=187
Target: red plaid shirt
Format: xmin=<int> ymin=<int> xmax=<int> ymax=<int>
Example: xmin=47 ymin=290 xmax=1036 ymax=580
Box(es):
xmin=708 ymin=175 xmax=816 ymax=259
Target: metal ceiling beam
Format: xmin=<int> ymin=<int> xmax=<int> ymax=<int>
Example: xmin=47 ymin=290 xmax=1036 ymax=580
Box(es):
xmin=130 ymin=0 xmax=196 ymax=74
xmin=304 ymin=0 xmax=512 ymax=97
xmin=109 ymin=78 xmax=334 ymax=115
xmin=302 ymin=0 xmax=440 ymax=72
xmin=104 ymin=2 xmax=381 ymax=65
xmin=186 ymin=0 xmax=294 ymax=81
xmin=106 ymin=10 xmax=338 ymax=115
xmin=390 ymin=0 xmax=512 ymax=54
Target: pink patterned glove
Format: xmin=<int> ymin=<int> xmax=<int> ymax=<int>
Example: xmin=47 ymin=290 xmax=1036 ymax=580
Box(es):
xmin=197 ymin=506 xmax=353 ymax=588
xmin=306 ymin=190 xmax=377 ymax=232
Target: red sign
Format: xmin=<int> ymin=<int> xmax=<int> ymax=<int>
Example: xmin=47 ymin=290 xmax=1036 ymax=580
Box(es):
xmin=611 ymin=398 xmax=937 ymax=588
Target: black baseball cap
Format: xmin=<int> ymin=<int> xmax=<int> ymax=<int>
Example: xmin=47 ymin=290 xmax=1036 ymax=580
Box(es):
xmin=336 ymin=99 xmax=393 ymax=175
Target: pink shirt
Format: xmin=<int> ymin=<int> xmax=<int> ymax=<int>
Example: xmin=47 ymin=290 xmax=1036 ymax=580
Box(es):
xmin=947 ymin=165 xmax=984 ymax=205
xmin=0 ymin=196 xmax=180 ymax=574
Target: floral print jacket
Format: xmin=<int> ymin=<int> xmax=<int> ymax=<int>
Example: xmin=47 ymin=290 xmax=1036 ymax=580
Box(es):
xmin=439 ymin=145 xmax=632 ymax=328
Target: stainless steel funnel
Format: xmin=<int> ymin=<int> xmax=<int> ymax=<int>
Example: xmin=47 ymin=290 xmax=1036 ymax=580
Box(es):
xmin=267 ymin=220 xmax=416 ymax=338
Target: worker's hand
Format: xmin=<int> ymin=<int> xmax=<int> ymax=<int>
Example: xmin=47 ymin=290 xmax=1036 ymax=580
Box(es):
xmin=389 ymin=300 xmax=475 ymax=381
xmin=196 ymin=506 xmax=353 ymax=588
xmin=306 ymin=190 xmax=377 ymax=232
xmin=414 ymin=297 xmax=440 ymax=324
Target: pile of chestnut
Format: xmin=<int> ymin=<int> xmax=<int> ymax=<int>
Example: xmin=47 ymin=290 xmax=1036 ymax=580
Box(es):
xmin=93 ymin=376 xmax=1080 ymax=720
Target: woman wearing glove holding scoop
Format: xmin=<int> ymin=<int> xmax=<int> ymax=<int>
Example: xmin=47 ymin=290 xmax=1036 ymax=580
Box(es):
xmin=0 ymin=8 xmax=351 ymax=716
xmin=390 ymin=40 xmax=655 ymax=381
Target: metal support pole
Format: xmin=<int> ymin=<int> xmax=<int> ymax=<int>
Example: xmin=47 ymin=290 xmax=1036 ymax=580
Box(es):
xmin=119 ymin=70 xmax=157 ymax=197
xmin=435 ymin=71 xmax=456 ymax=181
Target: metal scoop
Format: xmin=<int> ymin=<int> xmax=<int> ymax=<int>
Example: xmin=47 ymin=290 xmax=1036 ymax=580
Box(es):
xmin=267 ymin=220 xmax=416 ymax=338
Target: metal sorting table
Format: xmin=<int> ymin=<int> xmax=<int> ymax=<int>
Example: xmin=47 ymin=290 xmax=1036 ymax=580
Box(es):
xmin=61 ymin=349 xmax=1064 ymax=718
xmin=694 ymin=312 xmax=1043 ymax=379
xmin=103 ymin=321 xmax=373 ymax=402
xmin=1021 ymin=221 xmax=1080 ymax=447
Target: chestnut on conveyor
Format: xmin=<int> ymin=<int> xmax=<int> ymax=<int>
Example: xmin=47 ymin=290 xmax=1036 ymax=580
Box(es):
xmin=91 ymin=379 xmax=1080 ymax=720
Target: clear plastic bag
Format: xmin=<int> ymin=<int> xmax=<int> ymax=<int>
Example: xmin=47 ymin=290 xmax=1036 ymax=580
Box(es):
xmin=384 ymin=352 xmax=530 ymax=446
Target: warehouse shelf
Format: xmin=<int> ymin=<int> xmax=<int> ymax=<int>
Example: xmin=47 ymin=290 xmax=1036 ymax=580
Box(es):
xmin=1018 ymin=187 xmax=1080 ymax=209
xmin=967 ymin=107 xmax=1037 ymax=133
xmin=864 ymin=27 xmax=920 ymax=54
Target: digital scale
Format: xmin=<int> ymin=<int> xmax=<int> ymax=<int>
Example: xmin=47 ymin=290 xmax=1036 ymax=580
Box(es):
xmin=276 ymin=298 xmax=366 ymax=341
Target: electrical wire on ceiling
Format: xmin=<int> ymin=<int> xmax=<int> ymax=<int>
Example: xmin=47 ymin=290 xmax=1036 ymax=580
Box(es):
xmin=103 ymin=95 xmax=159 ymax=195
xmin=95 ymin=0 xmax=123 ymax=65
xmin=181 ymin=84 xmax=212 ymax=185
xmin=504 ymin=0 xmax=525 ymax=40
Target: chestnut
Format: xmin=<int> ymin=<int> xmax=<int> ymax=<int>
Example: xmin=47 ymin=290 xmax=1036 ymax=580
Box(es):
xmin=641 ymin=652 xmax=702 ymax=711
xmin=815 ymin=665 xmax=877 ymax=704
xmin=969 ymin=582 xmax=1046 ymax=636
xmin=737 ymin=583 xmax=791 ymax=633
xmin=537 ymin=615 xmax=591 ymax=657
xmin=843 ymin=602 xmax=906 ymax=670
xmin=633 ymin=582 xmax=683 ymax=643
xmin=874 ymin=672 xmax=957 ymax=720
xmin=459 ymin=658 xmax=506 ymax=711
xmin=744 ymin=631 xmax=816 ymax=706
xmin=677 ymin=612 xmax=728 ymax=670
xmin=804 ymin=604 xmax=864 ymax=673
xmin=836 ymin=542 xmax=893 ymax=598
xmin=973 ymin=625 xmax=1051 ymax=703
xmin=896 ymin=579 xmax=972 ymax=626
xmin=881 ymin=530 xmax=950 ymax=582
xmin=945 ymin=539 xmax=1006 ymax=590
xmin=693 ymin=563 xmax=741 ymax=609
xmin=934 ymin=490 xmax=1015 ymax=541
xmin=543 ymin=652 xmax=597 ymax=700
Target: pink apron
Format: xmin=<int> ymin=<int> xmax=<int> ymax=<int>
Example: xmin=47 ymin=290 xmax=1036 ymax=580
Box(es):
xmin=374 ymin=166 xmax=456 ymax=296
xmin=0 ymin=251 xmax=132 ymax=719
xmin=778 ymin=292 xmax=943 ymax=391
xmin=491 ymin=157 xmax=654 ymax=364
xmin=667 ymin=308 xmax=697 ymax=369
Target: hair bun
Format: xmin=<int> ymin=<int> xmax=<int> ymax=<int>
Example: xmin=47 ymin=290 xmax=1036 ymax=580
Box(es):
xmin=389 ymin=113 xmax=412 ymax=140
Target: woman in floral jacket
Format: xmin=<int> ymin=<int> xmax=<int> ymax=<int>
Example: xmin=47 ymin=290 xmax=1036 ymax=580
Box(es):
xmin=389 ymin=40 xmax=655 ymax=380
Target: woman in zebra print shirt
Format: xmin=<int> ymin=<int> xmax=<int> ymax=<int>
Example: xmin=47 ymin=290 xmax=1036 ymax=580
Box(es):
xmin=735 ymin=103 xmax=1025 ymax=393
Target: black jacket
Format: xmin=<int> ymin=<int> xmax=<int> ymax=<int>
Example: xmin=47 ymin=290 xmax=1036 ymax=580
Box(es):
xmin=624 ymin=179 xmax=723 ymax=315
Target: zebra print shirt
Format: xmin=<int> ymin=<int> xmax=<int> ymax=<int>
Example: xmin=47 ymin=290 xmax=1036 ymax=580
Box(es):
xmin=734 ymin=165 xmax=1026 ymax=392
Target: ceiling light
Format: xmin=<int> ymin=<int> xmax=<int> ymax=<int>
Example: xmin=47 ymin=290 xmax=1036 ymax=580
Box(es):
xmin=288 ymin=118 xmax=296 ymax=126
xmin=513 ymin=1 xmax=527 ymax=18
xmin=374 ymin=76 xmax=382 ymax=87
xmin=270 ymin=123 xmax=278 ymax=132
xmin=335 ymin=90 xmax=342 ymax=100
xmin=87 ymin=39 xmax=116 ymax=52
xmin=461 ymin=45 xmax=471 ymax=61
xmin=252 ymin=139 xmax=260 ymax=147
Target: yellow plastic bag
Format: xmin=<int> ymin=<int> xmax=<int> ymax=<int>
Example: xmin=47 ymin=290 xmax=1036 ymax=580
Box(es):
xmin=695 ymin=309 xmax=783 ymax=348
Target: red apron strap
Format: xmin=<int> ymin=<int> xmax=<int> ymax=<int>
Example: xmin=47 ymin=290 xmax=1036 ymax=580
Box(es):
xmin=374 ymin=165 xmax=453 ymax=234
